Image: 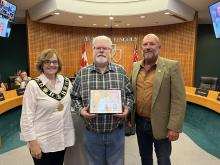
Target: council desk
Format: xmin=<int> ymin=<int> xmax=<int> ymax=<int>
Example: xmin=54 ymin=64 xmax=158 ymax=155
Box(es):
xmin=0 ymin=89 xmax=23 ymax=115
xmin=1 ymin=87 xmax=219 ymax=115
xmin=185 ymin=86 xmax=220 ymax=114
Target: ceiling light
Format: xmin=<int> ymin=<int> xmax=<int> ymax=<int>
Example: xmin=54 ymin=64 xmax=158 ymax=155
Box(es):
xmin=93 ymin=23 xmax=97 ymax=26
xmin=104 ymin=24 xmax=108 ymax=27
xmin=164 ymin=12 xmax=171 ymax=15
xmin=126 ymin=24 xmax=130 ymax=26
xmin=114 ymin=24 xmax=119 ymax=27
xmin=54 ymin=12 xmax=60 ymax=15
xmin=140 ymin=16 xmax=145 ymax=18
xmin=78 ymin=15 xmax=83 ymax=19
xmin=109 ymin=17 xmax=114 ymax=20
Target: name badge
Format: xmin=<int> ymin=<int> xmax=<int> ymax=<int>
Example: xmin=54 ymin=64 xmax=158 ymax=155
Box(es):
xmin=0 ymin=92 xmax=5 ymax=101
xmin=16 ymin=88 xmax=25 ymax=96
xmin=217 ymin=93 xmax=220 ymax=101
xmin=195 ymin=88 xmax=209 ymax=97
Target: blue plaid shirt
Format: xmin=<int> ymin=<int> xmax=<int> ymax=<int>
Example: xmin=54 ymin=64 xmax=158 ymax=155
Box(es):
xmin=71 ymin=63 xmax=134 ymax=133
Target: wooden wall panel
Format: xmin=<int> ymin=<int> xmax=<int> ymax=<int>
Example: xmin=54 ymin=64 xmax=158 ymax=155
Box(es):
xmin=27 ymin=16 xmax=197 ymax=86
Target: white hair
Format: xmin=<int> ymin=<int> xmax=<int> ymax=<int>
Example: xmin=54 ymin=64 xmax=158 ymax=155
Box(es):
xmin=92 ymin=35 xmax=112 ymax=48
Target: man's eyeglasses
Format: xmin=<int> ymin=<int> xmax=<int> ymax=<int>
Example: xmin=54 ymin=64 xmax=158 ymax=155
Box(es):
xmin=44 ymin=60 xmax=58 ymax=65
xmin=94 ymin=47 xmax=111 ymax=51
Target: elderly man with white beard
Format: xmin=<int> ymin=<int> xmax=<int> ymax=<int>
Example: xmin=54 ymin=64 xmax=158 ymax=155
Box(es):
xmin=131 ymin=34 xmax=186 ymax=165
xmin=71 ymin=35 xmax=134 ymax=165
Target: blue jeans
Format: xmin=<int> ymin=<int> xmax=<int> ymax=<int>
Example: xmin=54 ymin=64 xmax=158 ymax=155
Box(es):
xmin=136 ymin=115 xmax=171 ymax=165
xmin=84 ymin=127 xmax=125 ymax=165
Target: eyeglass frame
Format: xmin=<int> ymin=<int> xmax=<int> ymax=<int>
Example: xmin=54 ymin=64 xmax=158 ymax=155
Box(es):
xmin=43 ymin=60 xmax=59 ymax=65
xmin=93 ymin=46 xmax=111 ymax=51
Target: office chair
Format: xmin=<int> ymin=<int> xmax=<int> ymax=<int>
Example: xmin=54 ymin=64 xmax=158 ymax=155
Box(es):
xmin=8 ymin=76 xmax=17 ymax=90
xmin=199 ymin=76 xmax=218 ymax=91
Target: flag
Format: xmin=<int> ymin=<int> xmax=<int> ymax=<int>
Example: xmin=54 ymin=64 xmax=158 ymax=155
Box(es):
xmin=80 ymin=43 xmax=88 ymax=68
xmin=132 ymin=44 xmax=138 ymax=63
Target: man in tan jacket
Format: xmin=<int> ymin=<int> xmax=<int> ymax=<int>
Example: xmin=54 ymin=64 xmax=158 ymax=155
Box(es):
xmin=131 ymin=34 xmax=186 ymax=165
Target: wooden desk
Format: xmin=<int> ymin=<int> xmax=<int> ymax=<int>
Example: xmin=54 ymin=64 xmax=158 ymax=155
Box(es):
xmin=0 ymin=90 xmax=23 ymax=115
xmin=185 ymin=86 xmax=220 ymax=113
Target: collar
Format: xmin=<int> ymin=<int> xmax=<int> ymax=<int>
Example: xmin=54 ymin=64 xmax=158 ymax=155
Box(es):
xmin=39 ymin=73 xmax=62 ymax=85
xmin=90 ymin=63 xmax=116 ymax=73
xmin=140 ymin=58 xmax=158 ymax=68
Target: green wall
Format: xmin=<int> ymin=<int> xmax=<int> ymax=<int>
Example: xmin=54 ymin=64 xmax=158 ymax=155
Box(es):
xmin=195 ymin=24 xmax=220 ymax=87
xmin=0 ymin=24 xmax=28 ymax=83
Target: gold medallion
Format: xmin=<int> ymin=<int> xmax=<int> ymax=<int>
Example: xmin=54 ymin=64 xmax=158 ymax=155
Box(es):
xmin=57 ymin=103 xmax=64 ymax=111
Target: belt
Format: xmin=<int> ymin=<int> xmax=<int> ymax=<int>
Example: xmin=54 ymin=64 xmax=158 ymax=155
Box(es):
xmin=136 ymin=114 xmax=151 ymax=122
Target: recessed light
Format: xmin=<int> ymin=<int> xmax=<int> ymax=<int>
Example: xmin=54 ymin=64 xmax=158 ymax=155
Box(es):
xmin=104 ymin=24 xmax=108 ymax=27
xmin=164 ymin=12 xmax=171 ymax=15
xmin=140 ymin=15 xmax=145 ymax=18
xmin=54 ymin=12 xmax=60 ymax=15
xmin=109 ymin=17 xmax=114 ymax=20
xmin=114 ymin=24 xmax=119 ymax=27
xmin=78 ymin=15 xmax=83 ymax=19
xmin=93 ymin=23 xmax=97 ymax=26
xmin=126 ymin=24 xmax=130 ymax=26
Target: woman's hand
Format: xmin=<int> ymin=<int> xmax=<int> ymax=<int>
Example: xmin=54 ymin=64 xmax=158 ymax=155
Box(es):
xmin=29 ymin=140 xmax=42 ymax=159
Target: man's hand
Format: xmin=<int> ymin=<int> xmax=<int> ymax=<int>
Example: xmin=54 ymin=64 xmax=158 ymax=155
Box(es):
xmin=29 ymin=140 xmax=42 ymax=159
xmin=114 ymin=105 xmax=129 ymax=119
xmin=167 ymin=130 xmax=179 ymax=141
xmin=80 ymin=106 xmax=96 ymax=119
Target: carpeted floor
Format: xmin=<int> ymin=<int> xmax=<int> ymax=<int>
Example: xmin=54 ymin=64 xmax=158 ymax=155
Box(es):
xmin=183 ymin=103 xmax=220 ymax=158
xmin=0 ymin=103 xmax=220 ymax=159
xmin=0 ymin=107 xmax=25 ymax=154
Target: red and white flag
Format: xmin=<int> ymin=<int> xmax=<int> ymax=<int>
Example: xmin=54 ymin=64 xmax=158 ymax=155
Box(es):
xmin=132 ymin=44 xmax=138 ymax=63
xmin=80 ymin=43 xmax=88 ymax=68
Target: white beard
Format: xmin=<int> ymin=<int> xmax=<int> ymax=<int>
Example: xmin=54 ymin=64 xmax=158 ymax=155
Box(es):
xmin=95 ymin=56 xmax=108 ymax=65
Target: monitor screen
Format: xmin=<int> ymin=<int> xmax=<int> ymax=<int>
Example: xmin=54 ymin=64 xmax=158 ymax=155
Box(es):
xmin=0 ymin=0 xmax=16 ymax=21
xmin=0 ymin=16 xmax=10 ymax=38
xmin=209 ymin=1 xmax=220 ymax=38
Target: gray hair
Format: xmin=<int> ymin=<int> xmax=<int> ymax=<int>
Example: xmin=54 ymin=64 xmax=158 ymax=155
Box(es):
xmin=92 ymin=35 xmax=112 ymax=48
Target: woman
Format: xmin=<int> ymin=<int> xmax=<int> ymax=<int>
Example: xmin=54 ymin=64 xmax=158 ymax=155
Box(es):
xmin=20 ymin=49 xmax=75 ymax=165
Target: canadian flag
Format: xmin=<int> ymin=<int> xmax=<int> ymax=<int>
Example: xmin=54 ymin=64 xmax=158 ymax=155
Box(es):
xmin=80 ymin=43 xmax=88 ymax=68
xmin=132 ymin=44 xmax=138 ymax=63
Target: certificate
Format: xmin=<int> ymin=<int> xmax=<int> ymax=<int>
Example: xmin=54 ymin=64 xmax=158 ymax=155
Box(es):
xmin=90 ymin=89 xmax=122 ymax=113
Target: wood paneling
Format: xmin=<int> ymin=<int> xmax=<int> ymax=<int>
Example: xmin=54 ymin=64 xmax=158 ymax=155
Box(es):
xmin=27 ymin=16 xmax=197 ymax=86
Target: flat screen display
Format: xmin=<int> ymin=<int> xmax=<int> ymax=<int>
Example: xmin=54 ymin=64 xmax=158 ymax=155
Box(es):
xmin=209 ymin=1 xmax=220 ymax=38
xmin=0 ymin=16 xmax=10 ymax=38
xmin=0 ymin=0 xmax=16 ymax=21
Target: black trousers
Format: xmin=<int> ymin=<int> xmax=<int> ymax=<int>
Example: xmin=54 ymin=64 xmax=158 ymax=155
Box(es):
xmin=32 ymin=149 xmax=66 ymax=165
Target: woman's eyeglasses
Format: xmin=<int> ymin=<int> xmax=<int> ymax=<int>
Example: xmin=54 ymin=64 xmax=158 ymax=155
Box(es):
xmin=44 ymin=60 xmax=58 ymax=65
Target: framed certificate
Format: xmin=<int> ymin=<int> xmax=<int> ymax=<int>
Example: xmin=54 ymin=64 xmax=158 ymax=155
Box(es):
xmin=90 ymin=89 xmax=122 ymax=114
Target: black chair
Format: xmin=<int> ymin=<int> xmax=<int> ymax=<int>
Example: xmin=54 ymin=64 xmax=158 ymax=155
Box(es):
xmin=199 ymin=76 xmax=218 ymax=91
xmin=8 ymin=76 xmax=17 ymax=90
